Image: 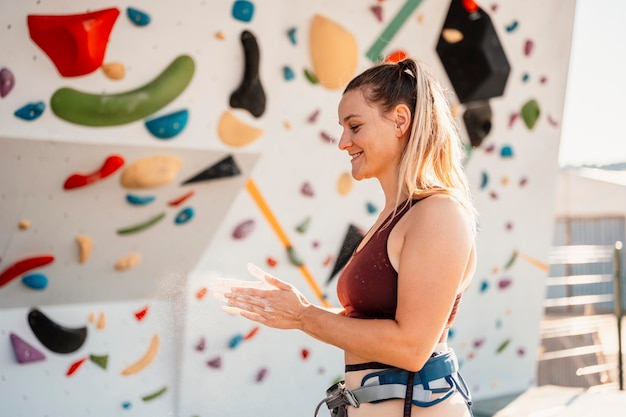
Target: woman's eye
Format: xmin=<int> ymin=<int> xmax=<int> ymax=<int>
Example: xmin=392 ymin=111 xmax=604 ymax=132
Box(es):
xmin=350 ymin=125 xmax=360 ymax=132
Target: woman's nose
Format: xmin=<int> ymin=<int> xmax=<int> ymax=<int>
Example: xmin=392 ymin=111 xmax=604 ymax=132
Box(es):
xmin=338 ymin=130 xmax=351 ymax=150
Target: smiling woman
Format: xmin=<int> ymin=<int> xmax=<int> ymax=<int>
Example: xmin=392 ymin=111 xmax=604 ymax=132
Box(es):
xmin=224 ymin=58 xmax=477 ymax=417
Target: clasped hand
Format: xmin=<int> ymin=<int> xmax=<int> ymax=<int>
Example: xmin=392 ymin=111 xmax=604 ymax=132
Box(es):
xmin=224 ymin=263 xmax=311 ymax=330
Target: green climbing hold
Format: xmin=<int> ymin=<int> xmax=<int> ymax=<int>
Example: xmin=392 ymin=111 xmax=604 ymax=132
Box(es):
xmin=89 ymin=354 xmax=109 ymax=369
xmin=521 ymin=99 xmax=540 ymax=129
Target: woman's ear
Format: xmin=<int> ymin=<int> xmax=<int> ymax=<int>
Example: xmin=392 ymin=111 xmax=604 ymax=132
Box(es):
xmin=394 ymin=104 xmax=412 ymax=138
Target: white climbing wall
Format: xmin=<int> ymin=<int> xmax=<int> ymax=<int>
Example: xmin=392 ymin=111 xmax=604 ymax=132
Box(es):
xmin=0 ymin=1 xmax=576 ymax=416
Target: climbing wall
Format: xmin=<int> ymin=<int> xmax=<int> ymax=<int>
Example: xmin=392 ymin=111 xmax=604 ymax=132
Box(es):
xmin=0 ymin=1 xmax=576 ymax=416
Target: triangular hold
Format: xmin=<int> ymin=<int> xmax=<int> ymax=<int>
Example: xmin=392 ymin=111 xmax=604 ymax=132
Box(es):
xmin=10 ymin=332 xmax=46 ymax=364
xmin=181 ymin=155 xmax=241 ymax=185
xmin=326 ymin=224 xmax=364 ymax=285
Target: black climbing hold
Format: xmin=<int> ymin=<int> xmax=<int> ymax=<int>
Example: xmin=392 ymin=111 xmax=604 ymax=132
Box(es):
xmin=181 ymin=155 xmax=241 ymax=185
xmin=327 ymin=224 xmax=364 ymax=285
xmin=462 ymin=101 xmax=492 ymax=148
xmin=230 ymin=30 xmax=266 ymax=118
xmin=28 ymin=308 xmax=88 ymax=354
xmin=436 ymin=0 xmax=510 ymax=104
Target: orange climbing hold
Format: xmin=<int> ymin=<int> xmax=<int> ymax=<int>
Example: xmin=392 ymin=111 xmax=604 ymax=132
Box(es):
xmin=28 ymin=8 xmax=120 ymax=77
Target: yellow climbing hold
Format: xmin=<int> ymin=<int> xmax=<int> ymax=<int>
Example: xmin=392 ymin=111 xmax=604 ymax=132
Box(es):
xmin=76 ymin=234 xmax=93 ymax=264
xmin=121 ymin=155 xmax=182 ymax=189
xmin=309 ymin=14 xmax=358 ymax=90
xmin=96 ymin=312 xmax=106 ymax=330
xmin=101 ymin=62 xmax=125 ymax=80
xmin=337 ymin=172 xmax=353 ymax=196
xmin=121 ymin=334 xmax=160 ymax=376
xmin=115 ymin=252 xmax=141 ymax=271
xmin=217 ymin=110 xmax=263 ymax=147
xmin=442 ymin=29 xmax=464 ymax=44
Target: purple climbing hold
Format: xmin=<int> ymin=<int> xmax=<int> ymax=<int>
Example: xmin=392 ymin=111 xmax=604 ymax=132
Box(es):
xmin=255 ymin=366 xmax=268 ymax=382
xmin=0 ymin=67 xmax=15 ymax=98
xmin=10 ymin=332 xmax=46 ymax=363
xmin=207 ymin=356 xmax=222 ymax=369
xmin=301 ymin=182 xmax=314 ymax=197
xmin=233 ymin=219 xmax=255 ymax=239
xmin=232 ymin=0 xmax=255 ymax=22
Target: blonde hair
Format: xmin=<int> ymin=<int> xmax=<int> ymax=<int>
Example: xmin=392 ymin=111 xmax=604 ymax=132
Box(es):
xmin=343 ymin=59 xmax=477 ymax=232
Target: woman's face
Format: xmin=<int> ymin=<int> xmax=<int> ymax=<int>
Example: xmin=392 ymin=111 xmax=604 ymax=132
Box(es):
xmin=338 ymin=89 xmax=404 ymax=181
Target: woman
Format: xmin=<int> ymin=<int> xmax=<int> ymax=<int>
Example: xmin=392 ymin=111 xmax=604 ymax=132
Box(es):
xmin=224 ymin=58 xmax=477 ymax=417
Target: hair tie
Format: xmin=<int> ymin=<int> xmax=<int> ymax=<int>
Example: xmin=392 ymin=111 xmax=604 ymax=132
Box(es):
xmin=397 ymin=59 xmax=415 ymax=78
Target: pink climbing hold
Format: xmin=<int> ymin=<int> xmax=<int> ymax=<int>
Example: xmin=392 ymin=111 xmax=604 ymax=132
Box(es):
xmin=27 ymin=8 xmax=120 ymax=77
xmin=207 ymin=356 xmax=222 ymax=369
xmin=255 ymin=367 xmax=268 ymax=382
xmin=0 ymin=68 xmax=15 ymax=98
xmin=370 ymin=5 xmax=383 ymax=22
xmin=523 ymin=39 xmax=534 ymax=57
xmin=232 ymin=219 xmax=255 ymax=239
xmin=301 ymin=182 xmax=314 ymax=197
xmin=10 ymin=332 xmax=46 ymax=363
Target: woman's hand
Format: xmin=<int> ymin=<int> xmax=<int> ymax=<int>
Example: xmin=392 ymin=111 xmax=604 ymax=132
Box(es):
xmin=224 ymin=264 xmax=311 ymax=330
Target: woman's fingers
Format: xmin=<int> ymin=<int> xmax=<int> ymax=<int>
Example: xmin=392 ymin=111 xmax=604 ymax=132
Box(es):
xmin=247 ymin=262 xmax=292 ymax=290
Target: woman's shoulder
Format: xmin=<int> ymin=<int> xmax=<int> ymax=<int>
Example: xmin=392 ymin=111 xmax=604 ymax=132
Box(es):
xmin=405 ymin=193 xmax=475 ymax=237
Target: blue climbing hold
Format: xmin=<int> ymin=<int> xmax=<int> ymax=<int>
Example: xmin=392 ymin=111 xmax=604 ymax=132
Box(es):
xmin=283 ymin=66 xmax=295 ymax=81
xmin=232 ymin=1 xmax=255 ymax=23
xmin=287 ymin=27 xmax=297 ymax=45
xmin=14 ymin=101 xmax=45 ymax=121
xmin=21 ymin=273 xmax=48 ymax=290
xmin=229 ymin=333 xmax=244 ymax=349
xmin=175 ymin=207 xmax=194 ymax=225
xmin=145 ymin=109 xmax=189 ymax=139
xmin=366 ymin=202 xmax=378 ymax=214
xmin=126 ymin=194 xmax=156 ymax=206
xmin=127 ymin=8 xmax=151 ymax=26
xmin=500 ymin=145 xmax=514 ymax=158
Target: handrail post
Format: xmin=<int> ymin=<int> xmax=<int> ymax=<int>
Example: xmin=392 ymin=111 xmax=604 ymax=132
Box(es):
xmin=614 ymin=241 xmax=624 ymax=390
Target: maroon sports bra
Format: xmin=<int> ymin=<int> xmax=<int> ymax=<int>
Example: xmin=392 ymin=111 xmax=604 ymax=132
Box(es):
xmin=336 ymin=199 xmax=462 ymax=334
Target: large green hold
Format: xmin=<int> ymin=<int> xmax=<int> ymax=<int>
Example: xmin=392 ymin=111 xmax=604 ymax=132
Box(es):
xmin=521 ymin=99 xmax=541 ymax=130
xmin=50 ymin=55 xmax=195 ymax=126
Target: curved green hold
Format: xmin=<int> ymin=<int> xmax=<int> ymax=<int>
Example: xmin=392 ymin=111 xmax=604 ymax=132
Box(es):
xmin=117 ymin=212 xmax=166 ymax=235
xmin=50 ymin=55 xmax=195 ymax=126
xmin=521 ymin=98 xmax=540 ymax=130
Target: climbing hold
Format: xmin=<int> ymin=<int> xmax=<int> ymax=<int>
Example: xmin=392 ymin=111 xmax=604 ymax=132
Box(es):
xmin=181 ymin=155 xmax=241 ymax=185
xmin=126 ymin=194 xmax=156 ymax=206
xmin=229 ymin=333 xmax=244 ymax=349
xmin=96 ymin=312 xmax=106 ymax=330
xmin=366 ymin=202 xmax=378 ymax=214
xmin=337 ymin=172 xmax=353 ymax=196
xmin=142 ymin=386 xmax=167 ymax=402
xmin=301 ymin=348 xmax=310 ymax=360
xmin=521 ymin=99 xmax=540 ymax=129
xmin=309 ymin=15 xmax=358 ymax=90
xmin=14 ymin=101 xmax=45 ymax=121
xmin=207 ymin=356 xmax=222 ymax=368
xmin=126 ymin=7 xmax=151 ymax=26
xmin=230 ymin=30 xmax=266 ymax=118
xmin=523 ymin=39 xmax=534 ymax=56
xmin=232 ymin=0 xmax=255 ymax=22
xmin=522 ymin=72 xmax=530 ymax=83
xmin=500 ymin=145 xmax=513 ymax=158
xmin=480 ymin=171 xmax=489 ymax=189
xmin=89 ymin=354 xmax=109 ymax=369
xmin=436 ymin=0 xmax=510 ymax=103
xmin=287 ymin=27 xmax=297 ymax=45
xmin=244 ymin=326 xmax=260 ymax=340
xmin=51 ymin=55 xmax=195 ymax=126
xmin=66 ymin=357 xmax=88 ymax=376
xmin=76 ymin=235 xmax=93 ymax=264
xmin=122 ymin=402 xmax=132 ymax=409
xmin=168 ymin=190 xmax=195 ymax=207
xmin=121 ymin=155 xmax=182 ymax=189
xmin=473 ymin=338 xmax=485 ymax=348
xmin=28 ymin=308 xmax=88 ymax=354
xmin=28 ymin=8 xmax=120 ymax=77
xmin=0 ymin=255 xmax=54 ymax=288
xmin=217 ymin=110 xmax=264 ymax=147
xmin=135 ymin=306 xmax=148 ymax=321
xmin=384 ymin=50 xmax=407 ymax=64
xmin=64 ymin=154 xmax=125 ymax=190
xmin=117 ymin=212 xmax=165 ymax=235
xmin=255 ymin=367 xmax=268 ymax=382
xmin=301 ymin=182 xmax=314 ymax=197
xmin=547 ymin=115 xmax=559 ymax=127
xmin=145 ymin=109 xmax=189 ymax=139
xmin=0 ymin=67 xmax=15 ymax=97
xmin=442 ymin=28 xmax=464 ymax=43
xmin=267 ymin=257 xmax=277 ymax=267
xmin=320 ymin=131 xmax=336 ymax=144
xmin=296 ymin=217 xmax=311 ymax=234
xmin=233 ymin=219 xmax=255 ymax=239
xmin=463 ymin=102 xmax=492 ymax=148
xmin=327 ymin=224 xmax=364 ymax=284
xmin=21 ymin=273 xmax=48 ymax=290
xmin=215 ymin=31 xmax=225 ymax=40
xmin=175 ymin=207 xmax=194 ymax=225
xmin=308 ymin=109 xmax=320 ymax=123
xmin=114 ymin=252 xmax=142 ymax=271
xmin=18 ymin=220 xmax=31 ymax=230
xmin=498 ymin=277 xmax=512 ymax=289
xmin=503 ymin=251 xmax=517 ymax=270
xmin=10 ymin=332 xmax=46 ymax=363
xmin=505 ymin=20 xmax=518 ymax=32
xmin=101 ymin=62 xmax=125 ymax=80
xmin=496 ymin=338 xmax=511 ymax=354
xmin=370 ymin=5 xmax=383 ymax=22
xmin=121 ymin=334 xmax=160 ymax=376
xmin=479 ymin=280 xmax=488 ymax=293
xmin=287 ymin=246 xmax=304 ymax=267
xmin=303 ymin=68 xmax=318 ymax=84
xmin=283 ymin=66 xmax=295 ymax=81
xmin=195 ymin=337 xmax=206 ymax=352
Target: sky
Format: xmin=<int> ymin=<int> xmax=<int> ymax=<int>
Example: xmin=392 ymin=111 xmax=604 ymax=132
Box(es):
xmin=558 ymin=0 xmax=626 ymax=167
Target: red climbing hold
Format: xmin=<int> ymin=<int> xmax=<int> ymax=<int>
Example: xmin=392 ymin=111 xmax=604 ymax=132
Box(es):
xmin=63 ymin=155 xmax=125 ymax=190
xmin=66 ymin=357 xmax=88 ymax=376
xmin=28 ymin=8 xmax=120 ymax=77
xmin=134 ymin=306 xmax=148 ymax=321
xmin=0 ymin=255 xmax=54 ymax=288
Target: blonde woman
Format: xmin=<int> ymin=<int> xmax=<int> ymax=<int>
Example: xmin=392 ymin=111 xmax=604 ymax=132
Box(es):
xmin=225 ymin=59 xmax=477 ymax=417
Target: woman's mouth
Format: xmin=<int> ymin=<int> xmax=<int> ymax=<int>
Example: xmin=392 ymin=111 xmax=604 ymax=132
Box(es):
xmin=350 ymin=152 xmax=362 ymax=161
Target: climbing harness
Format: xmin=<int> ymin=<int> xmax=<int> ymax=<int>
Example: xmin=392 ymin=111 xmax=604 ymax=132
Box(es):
xmin=314 ymin=349 xmax=473 ymax=417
